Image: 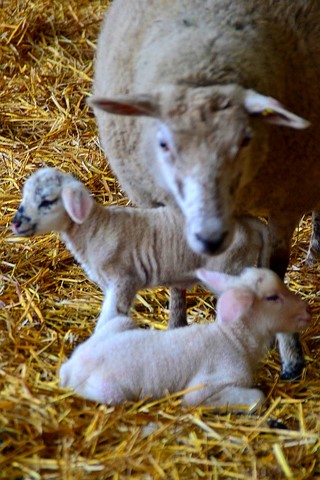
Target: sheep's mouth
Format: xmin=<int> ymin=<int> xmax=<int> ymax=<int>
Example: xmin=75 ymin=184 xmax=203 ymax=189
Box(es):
xmin=12 ymin=223 xmax=37 ymax=237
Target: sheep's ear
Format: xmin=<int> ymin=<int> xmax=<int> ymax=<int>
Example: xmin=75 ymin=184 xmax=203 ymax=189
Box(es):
xmin=196 ymin=269 xmax=237 ymax=295
xmin=217 ymin=288 xmax=254 ymax=323
xmin=244 ymin=89 xmax=310 ymax=129
xmin=87 ymin=95 xmax=160 ymax=118
xmin=61 ymin=184 xmax=94 ymax=224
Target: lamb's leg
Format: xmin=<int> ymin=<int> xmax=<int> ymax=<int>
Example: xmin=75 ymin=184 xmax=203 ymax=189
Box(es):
xmin=183 ymin=380 xmax=265 ymax=412
xmin=306 ymin=211 xmax=320 ymax=266
xmin=60 ymin=330 xmax=128 ymax=403
xmin=75 ymin=376 xmax=126 ymax=404
xmin=61 ymin=354 xmax=126 ymax=404
xmin=95 ymin=282 xmax=137 ymax=331
xmin=94 ymin=315 xmax=138 ymax=338
xmin=168 ymin=287 xmax=187 ymax=328
xmin=268 ymin=217 xmax=305 ymax=380
xmin=276 ymin=332 xmax=305 ymax=380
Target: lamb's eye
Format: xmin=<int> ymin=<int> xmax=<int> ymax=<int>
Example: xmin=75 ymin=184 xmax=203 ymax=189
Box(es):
xmin=159 ymin=140 xmax=170 ymax=152
xmin=266 ymin=294 xmax=280 ymax=302
xmin=39 ymin=198 xmax=57 ymax=209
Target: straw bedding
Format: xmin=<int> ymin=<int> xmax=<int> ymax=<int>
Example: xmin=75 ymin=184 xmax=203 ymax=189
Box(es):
xmin=0 ymin=1 xmax=319 ymax=479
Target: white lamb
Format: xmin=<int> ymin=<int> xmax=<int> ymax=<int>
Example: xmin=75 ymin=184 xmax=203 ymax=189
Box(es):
xmin=12 ymin=168 xmax=269 ymax=330
xmin=59 ymin=267 xmax=311 ymax=410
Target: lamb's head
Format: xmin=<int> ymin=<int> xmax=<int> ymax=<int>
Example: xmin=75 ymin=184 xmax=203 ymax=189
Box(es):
xmin=13 ymin=168 xmax=94 ymax=237
xmin=89 ymin=84 xmax=309 ymax=255
xmin=197 ymin=267 xmax=311 ymax=334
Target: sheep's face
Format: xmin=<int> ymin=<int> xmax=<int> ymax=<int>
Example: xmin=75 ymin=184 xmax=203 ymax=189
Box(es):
xmin=90 ymin=84 xmax=309 ymax=256
xmin=12 ymin=168 xmax=71 ymax=236
xmin=153 ymin=86 xmax=309 ymax=256
xmin=154 ymin=89 xmax=254 ymax=256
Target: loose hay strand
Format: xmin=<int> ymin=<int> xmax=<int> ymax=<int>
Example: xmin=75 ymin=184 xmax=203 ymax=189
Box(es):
xmin=0 ymin=1 xmax=320 ymax=479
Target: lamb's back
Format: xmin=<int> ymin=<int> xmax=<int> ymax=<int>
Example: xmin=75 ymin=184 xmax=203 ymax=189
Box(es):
xmin=73 ymin=319 xmax=253 ymax=401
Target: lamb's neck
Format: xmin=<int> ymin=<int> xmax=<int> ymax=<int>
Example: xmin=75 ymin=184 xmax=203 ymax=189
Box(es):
xmin=218 ymin=318 xmax=272 ymax=368
xmin=61 ymin=203 xmax=109 ymax=265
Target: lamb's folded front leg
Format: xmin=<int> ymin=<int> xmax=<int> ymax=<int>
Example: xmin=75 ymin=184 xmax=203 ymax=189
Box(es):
xmin=95 ymin=281 xmax=138 ymax=331
xmin=183 ymin=380 xmax=265 ymax=413
xmin=208 ymin=386 xmax=265 ymax=412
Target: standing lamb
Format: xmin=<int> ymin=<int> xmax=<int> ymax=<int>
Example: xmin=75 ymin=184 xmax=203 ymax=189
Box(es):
xmin=12 ymin=167 xmax=269 ymax=330
xmin=89 ymin=0 xmax=320 ymax=378
xmin=59 ymin=267 xmax=311 ymax=409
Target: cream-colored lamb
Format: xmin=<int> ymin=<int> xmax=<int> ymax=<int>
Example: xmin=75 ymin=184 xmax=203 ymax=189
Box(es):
xmin=13 ymin=168 xmax=269 ymax=330
xmin=60 ymin=267 xmax=311 ymax=410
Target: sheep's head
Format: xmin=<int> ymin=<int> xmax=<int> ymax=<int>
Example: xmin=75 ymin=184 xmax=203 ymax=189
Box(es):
xmin=89 ymin=84 xmax=309 ymax=256
xmin=12 ymin=168 xmax=93 ymax=236
xmin=197 ymin=267 xmax=311 ymax=334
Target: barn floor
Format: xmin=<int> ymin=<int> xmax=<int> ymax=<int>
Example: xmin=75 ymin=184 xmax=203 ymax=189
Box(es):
xmin=0 ymin=1 xmax=319 ymax=479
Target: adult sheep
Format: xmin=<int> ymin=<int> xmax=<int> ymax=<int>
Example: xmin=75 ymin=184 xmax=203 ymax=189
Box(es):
xmin=89 ymin=0 xmax=320 ymax=379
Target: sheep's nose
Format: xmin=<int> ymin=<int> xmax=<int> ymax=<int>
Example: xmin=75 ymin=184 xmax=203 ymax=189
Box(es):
xmin=304 ymin=304 xmax=312 ymax=319
xmin=195 ymin=231 xmax=229 ymax=255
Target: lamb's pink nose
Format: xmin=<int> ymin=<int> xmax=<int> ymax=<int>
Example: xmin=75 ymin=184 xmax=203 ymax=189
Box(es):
xmin=12 ymin=223 xmax=20 ymax=234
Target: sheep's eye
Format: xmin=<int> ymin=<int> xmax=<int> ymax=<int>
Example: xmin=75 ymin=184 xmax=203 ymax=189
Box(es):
xmin=266 ymin=294 xmax=280 ymax=302
xmin=39 ymin=198 xmax=57 ymax=209
xmin=241 ymin=134 xmax=252 ymax=148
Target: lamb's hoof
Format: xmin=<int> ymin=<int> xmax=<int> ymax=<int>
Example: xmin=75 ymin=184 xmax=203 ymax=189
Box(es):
xmin=268 ymin=419 xmax=288 ymax=430
xmin=280 ymin=360 xmax=305 ymax=380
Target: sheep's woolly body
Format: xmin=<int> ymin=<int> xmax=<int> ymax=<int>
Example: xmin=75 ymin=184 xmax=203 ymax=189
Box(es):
xmin=91 ymin=0 xmax=320 ymax=378
xmin=93 ymin=0 xmax=320 ymax=211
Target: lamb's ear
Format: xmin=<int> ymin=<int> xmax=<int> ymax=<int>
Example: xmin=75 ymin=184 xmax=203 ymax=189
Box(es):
xmin=244 ymin=89 xmax=310 ymax=129
xmin=61 ymin=184 xmax=94 ymax=224
xmin=87 ymin=95 xmax=160 ymax=118
xmin=196 ymin=269 xmax=238 ymax=295
xmin=217 ymin=288 xmax=254 ymax=323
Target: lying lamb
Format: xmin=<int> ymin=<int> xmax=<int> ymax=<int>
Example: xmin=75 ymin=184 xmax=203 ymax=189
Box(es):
xmin=60 ymin=267 xmax=311 ymax=410
xmin=12 ymin=167 xmax=269 ymax=330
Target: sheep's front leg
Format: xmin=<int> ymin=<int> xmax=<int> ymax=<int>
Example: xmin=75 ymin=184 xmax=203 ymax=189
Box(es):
xmin=95 ymin=281 xmax=137 ymax=331
xmin=306 ymin=210 xmax=320 ymax=265
xmin=276 ymin=332 xmax=305 ymax=380
xmin=184 ymin=381 xmax=265 ymax=412
xmin=268 ymin=217 xmax=305 ymax=380
xmin=168 ymin=288 xmax=187 ymax=328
